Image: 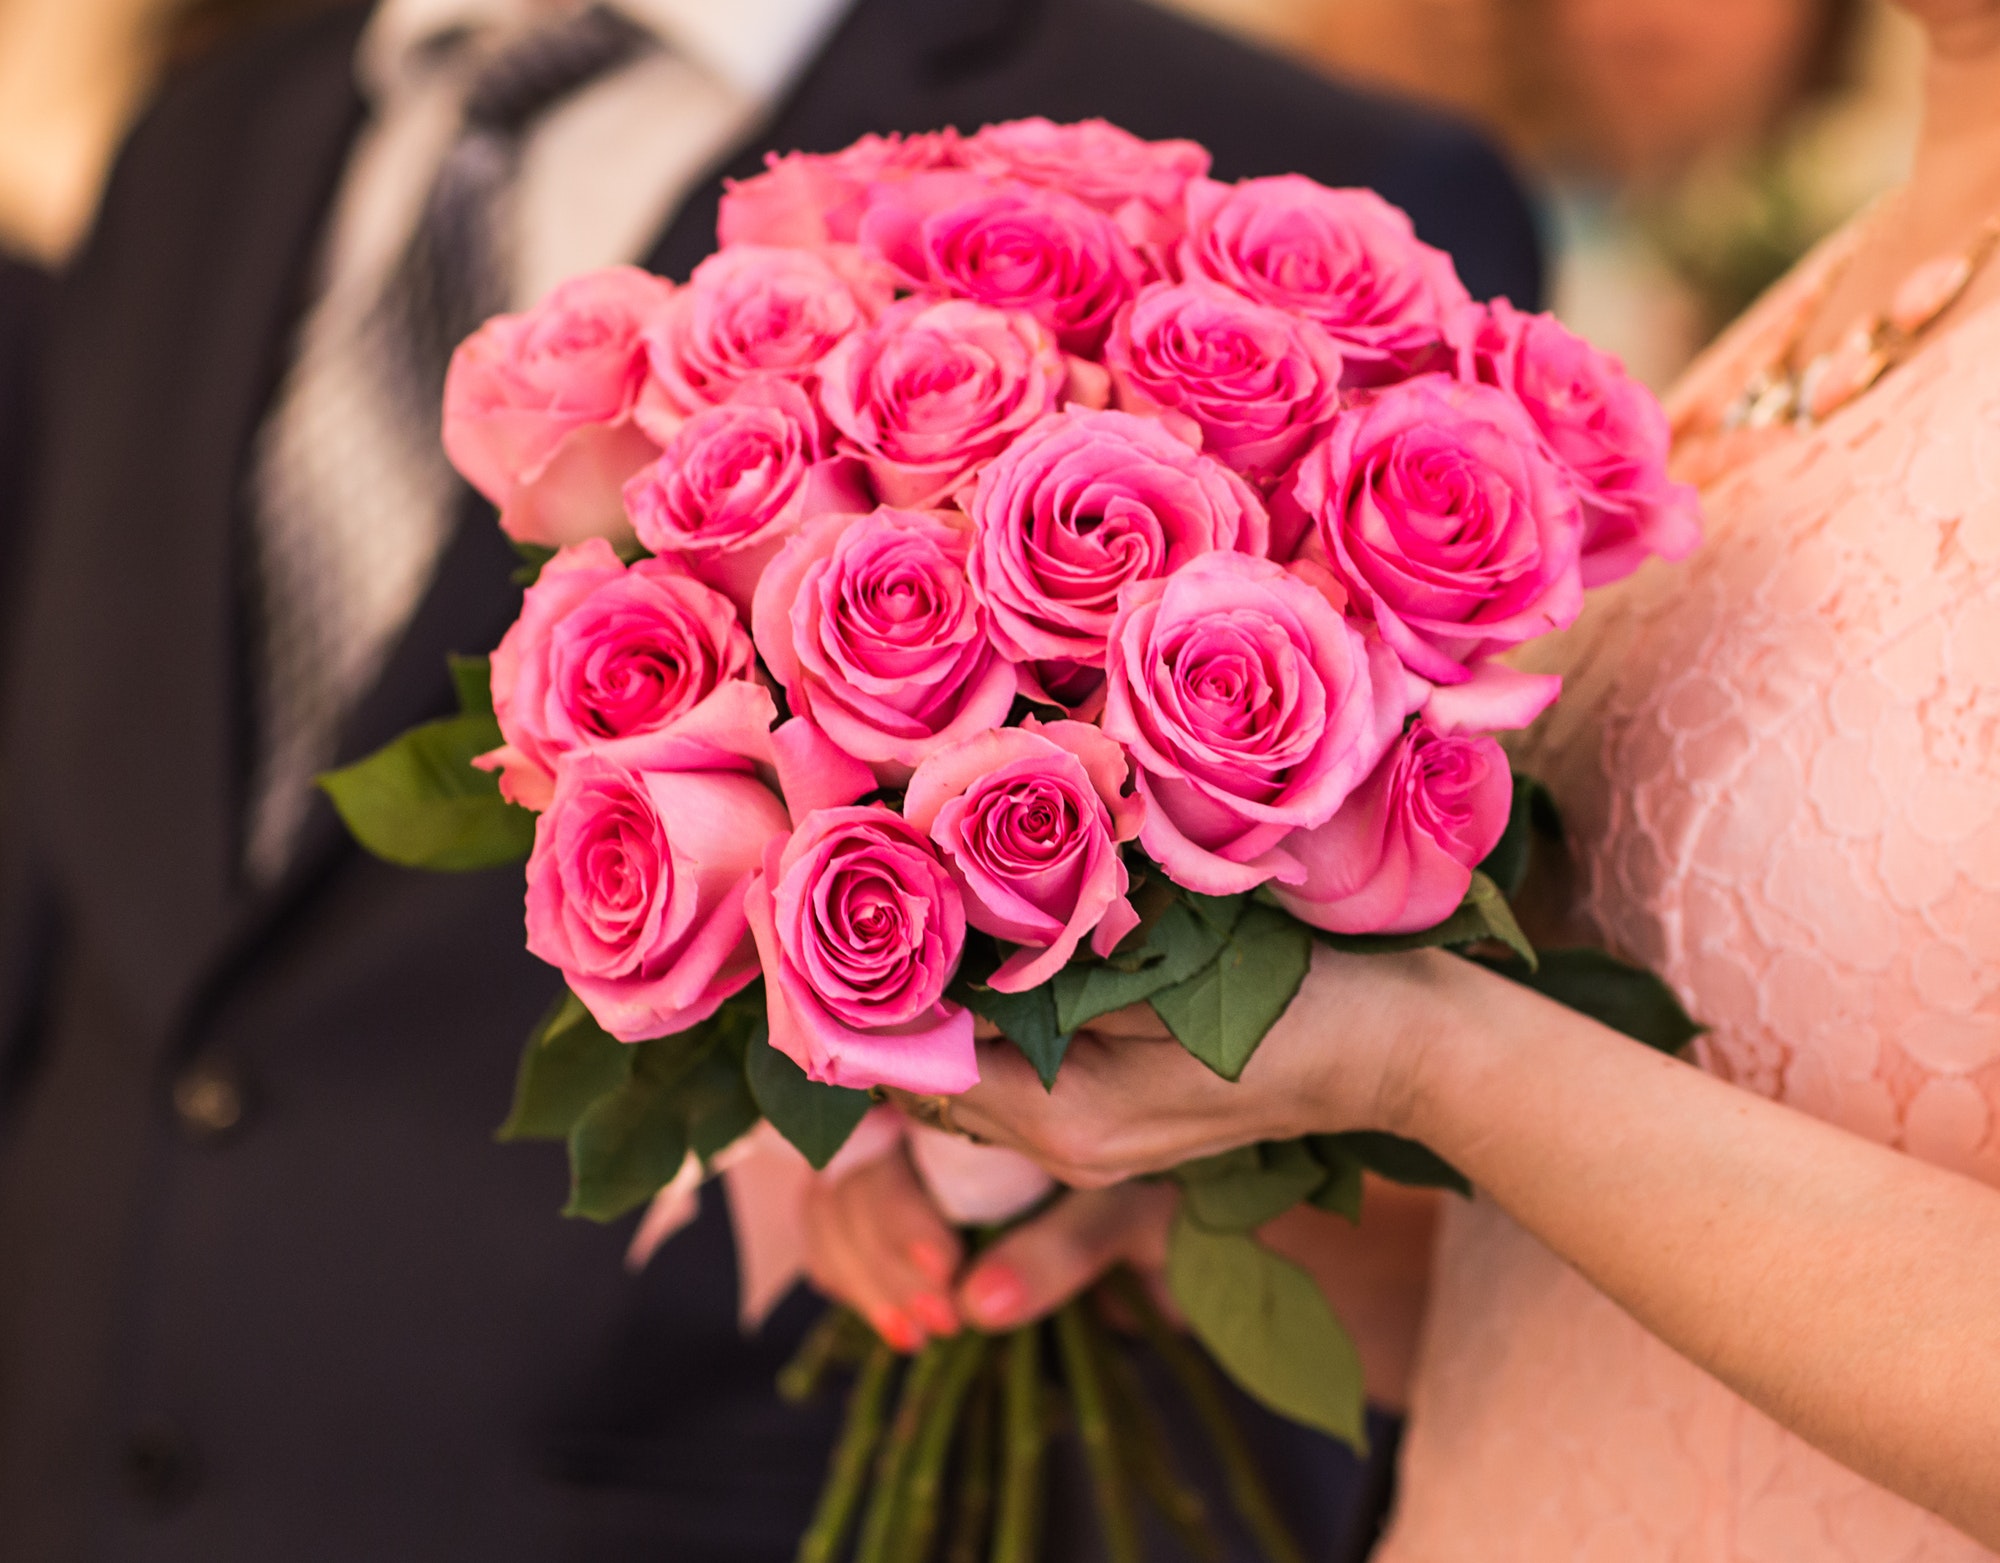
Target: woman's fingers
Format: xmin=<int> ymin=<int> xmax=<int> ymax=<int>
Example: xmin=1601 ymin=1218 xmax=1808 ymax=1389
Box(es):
xmin=802 ymin=1145 xmax=964 ymax=1349
xmin=956 ymin=1180 xmax=1179 ymax=1330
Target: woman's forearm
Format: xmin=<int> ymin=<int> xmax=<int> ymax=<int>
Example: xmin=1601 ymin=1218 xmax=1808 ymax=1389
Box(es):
xmin=1367 ymin=951 xmax=2000 ymax=1545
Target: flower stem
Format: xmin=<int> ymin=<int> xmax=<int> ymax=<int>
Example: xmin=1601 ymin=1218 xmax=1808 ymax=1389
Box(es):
xmin=779 ymin=1306 xmax=860 ymax=1405
xmin=990 ymin=1326 xmax=1046 ymax=1563
xmin=852 ymin=1337 xmax=949 ymax=1563
xmin=1107 ymin=1267 xmax=1309 ymax=1563
xmin=945 ymin=1359 xmax=999 ymax=1563
xmin=1054 ymin=1300 xmax=1141 ymax=1563
xmin=1096 ymin=1312 xmax=1222 ymax=1562
xmin=796 ymin=1336 xmax=897 ymax=1563
xmin=892 ymin=1329 xmax=989 ymax=1563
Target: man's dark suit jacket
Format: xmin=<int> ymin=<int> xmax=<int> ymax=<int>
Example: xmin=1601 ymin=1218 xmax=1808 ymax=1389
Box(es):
xmin=0 ymin=2 xmax=1540 ymax=1557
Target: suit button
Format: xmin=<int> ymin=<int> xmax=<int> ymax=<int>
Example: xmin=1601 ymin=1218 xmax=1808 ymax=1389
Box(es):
xmin=122 ymin=1423 xmax=202 ymax=1512
xmin=171 ymin=1057 xmax=252 ymax=1142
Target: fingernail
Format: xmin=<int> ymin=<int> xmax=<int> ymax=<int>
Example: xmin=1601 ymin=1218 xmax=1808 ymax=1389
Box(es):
xmin=907 ymin=1240 xmax=955 ymax=1287
xmin=873 ymin=1309 xmax=923 ymax=1353
xmin=909 ymin=1293 xmax=960 ymax=1336
xmin=962 ymin=1265 xmax=1027 ymax=1329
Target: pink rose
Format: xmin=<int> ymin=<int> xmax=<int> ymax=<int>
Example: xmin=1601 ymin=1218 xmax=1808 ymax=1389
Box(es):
xmin=621 ymin=380 xmax=866 ymax=616
xmin=1279 ymin=375 xmax=1584 ymax=706
xmin=639 ymin=246 xmax=870 ymax=424
xmin=1105 ymin=281 xmax=1346 ymax=483
xmin=967 ymin=408 xmax=1269 ymax=707
xmin=1103 ymin=551 xmax=1406 ymax=894
xmin=1180 ymin=178 xmax=1469 ymax=380
xmin=859 ymin=173 xmax=1146 ymax=354
xmin=479 ymin=539 xmax=760 ymax=811
xmin=752 ymin=508 xmax=1019 ymax=783
xmin=960 ymin=118 xmax=1209 ymax=249
xmin=904 ymin=719 xmax=1144 ymax=992
xmin=744 ymin=805 xmax=975 ymax=1094
xmin=1271 ymin=720 xmax=1511 ymax=934
xmin=1447 ymin=299 xmax=1700 ymax=587
xmin=526 ymin=748 xmax=790 ymax=1043
xmin=719 ymin=132 xmax=966 ymax=249
xmin=817 ymin=298 xmax=1073 ymax=509
xmin=442 ymin=266 xmax=675 ymax=545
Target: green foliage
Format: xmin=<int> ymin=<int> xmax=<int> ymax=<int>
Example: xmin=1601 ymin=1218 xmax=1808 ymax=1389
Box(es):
xmin=318 ymin=653 xmax=534 ymax=871
xmin=1051 ymin=896 xmax=1231 ymax=1034
xmin=1502 ymin=947 xmax=1704 ymax=1056
xmin=1477 ymin=773 xmax=1554 ymax=899
xmin=1313 ymin=1131 xmax=1470 ymax=1197
xmin=510 ymin=541 xmax=559 ymax=586
xmin=1312 ymin=870 xmax=1536 ymax=969
xmin=564 ymin=1032 xmax=708 ymax=1222
xmin=746 ymin=1032 xmax=872 ymax=1170
xmin=1174 ymin=1141 xmax=1327 ymax=1233
xmin=1166 ymin=1214 xmax=1367 ymax=1450
xmin=1303 ymin=1144 xmax=1366 ymax=1222
xmin=497 ymin=989 xmax=634 ymax=1142
xmin=950 ymin=936 xmax=1074 ymax=1088
xmin=1151 ymin=901 xmax=1313 ymax=1081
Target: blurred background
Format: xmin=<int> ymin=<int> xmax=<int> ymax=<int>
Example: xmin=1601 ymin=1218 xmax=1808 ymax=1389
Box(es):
xmin=0 ymin=0 xmax=1925 ymax=386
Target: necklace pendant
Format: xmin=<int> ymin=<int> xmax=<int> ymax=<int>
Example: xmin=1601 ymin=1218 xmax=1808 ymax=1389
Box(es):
xmin=1888 ymin=253 xmax=1975 ymax=337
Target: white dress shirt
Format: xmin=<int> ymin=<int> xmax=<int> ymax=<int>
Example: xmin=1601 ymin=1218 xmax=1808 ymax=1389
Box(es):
xmin=319 ymin=0 xmax=857 ymax=316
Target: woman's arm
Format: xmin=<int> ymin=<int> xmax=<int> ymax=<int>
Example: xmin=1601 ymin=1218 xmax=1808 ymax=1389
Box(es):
xmin=953 ymin=946 xmax=2000 ymax=1545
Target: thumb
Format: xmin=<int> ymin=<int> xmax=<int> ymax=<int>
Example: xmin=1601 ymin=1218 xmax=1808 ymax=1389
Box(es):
xmin=956 ymin=1181 xmax=1178 ymax=1332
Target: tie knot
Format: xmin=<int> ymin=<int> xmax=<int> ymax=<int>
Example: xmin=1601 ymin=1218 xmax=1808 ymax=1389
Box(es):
xmin=462 ymin=4 xmax=655 ymax=138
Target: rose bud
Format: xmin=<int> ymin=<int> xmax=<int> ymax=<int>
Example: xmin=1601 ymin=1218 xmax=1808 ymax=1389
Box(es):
xmin=1179 ymin=176 xmax=1469 ymax=382
xmin=622 ymin=380 xmax=867 ymax=617
xmin=638 ymin=245 xmax=870 ymax=426
xmin=744 ymin=805 xmax=976 ymax=1094
xmin=967 ymin=407 xmax=1268 ymax=710
xmin=858 ymin=172 xmax=1147 ymax=354
xmin=752 ymin=507 xmax=1019 ymax=785
xmin=1277 ymin=374 xmax=1585 ymax=731
xmin=1271 ymin=720 xmax=1512 ymax=935
xmin=904 ymin=719 xmax=1144 ymax=992
xmin=817 ymin=297 xmax=1072 ymax=509
xmin=442 ymin=266 xmax=676 ymax=546
xmin=959 ymin=117 xmax=1209 ymax=250
xmin=480 ymin=539 xmax=762 ymax=811
xmin=1103 ymin=550 xmax=1407 ymax=895
xmin=525 ymin=747 xmax=790 ymax=1043
xmin=1447 ymin=298 xmax=1700 ymax=587
xmin=1105 ymin=280 xmax=1346 ymax=484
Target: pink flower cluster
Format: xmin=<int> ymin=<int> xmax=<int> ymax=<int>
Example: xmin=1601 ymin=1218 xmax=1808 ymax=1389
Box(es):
xmin=441 ymin=118 xmax=1699 ymax=1096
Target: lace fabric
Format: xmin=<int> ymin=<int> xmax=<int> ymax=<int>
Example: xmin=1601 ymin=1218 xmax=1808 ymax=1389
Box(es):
xmin=1378 ymin=220 xmax=2000 ymax=1560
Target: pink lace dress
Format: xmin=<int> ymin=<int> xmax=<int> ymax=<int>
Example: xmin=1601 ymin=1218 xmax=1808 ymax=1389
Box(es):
xmin=1377 ymin=218 xmax=2000 ymax=1561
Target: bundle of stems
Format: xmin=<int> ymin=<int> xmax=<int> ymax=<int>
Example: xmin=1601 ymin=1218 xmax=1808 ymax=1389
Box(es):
xmin=782 ymin=1269 xmax=1309 ymax=1563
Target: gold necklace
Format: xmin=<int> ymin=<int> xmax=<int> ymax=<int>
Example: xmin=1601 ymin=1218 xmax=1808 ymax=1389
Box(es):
xmin=1720 ymin=211 xmax=2000 ymax=432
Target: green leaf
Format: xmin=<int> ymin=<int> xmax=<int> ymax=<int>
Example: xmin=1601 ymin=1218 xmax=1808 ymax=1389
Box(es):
xmin=511 ymin=541 xmax=558 ymax=586
xmin=448 ymin=653 xmax=495 ymax=720
xmin=497 ymin=989 xmax=635 ymax=1142
xmin=972 ymin=982 xmax=1073 ymax=1089
xmin=1313 ymin=870 xmax=1536 ymax=970
xmin=1304 ymin=1141 xmax=1366 ymax=1221
xmin=1175 ymin=1139 xmax=1327 ymax=1233
xmin=1314 ymin=1131 xmax=1470 ymax=1197
xmin=1166 ymin=1213 xmax=1367 ymax=1450
xmin=318 ymin=711 xmax=534 ymax=871
xmin=1051 ymin=898 xmax=1228 ymax=1034
xmin=1503 ymin=947 xmax=1703 ymax=1056
xmin=564 ymin=1030 xmax=711 ymax=1222
xmin=746 ymin=1034 xmax=872 ymax=1170
xmin=1181 ymin=891 xmax=1248 ymax=939
xmin=1478 ymin=773 xmax=1549 ymax=899
xmin=1150 ymin=901 xmax=1313 ymax=1081
xmin=678 ymin=1041 xmax=764 ymax=1164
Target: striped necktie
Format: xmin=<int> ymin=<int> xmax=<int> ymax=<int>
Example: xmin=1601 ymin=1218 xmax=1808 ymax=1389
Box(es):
xmin=244 ymin=4 xmax=655 ymax=882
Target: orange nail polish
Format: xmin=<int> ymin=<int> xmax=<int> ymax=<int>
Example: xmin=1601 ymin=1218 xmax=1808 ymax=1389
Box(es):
xmin=874 ymin=1309 xmax=922 ymax=1353
xmin=909 ymin=1293 xmax=959 ymax=1336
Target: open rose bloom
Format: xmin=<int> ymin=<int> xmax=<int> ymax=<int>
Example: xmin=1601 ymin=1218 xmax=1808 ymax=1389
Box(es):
xmin=335 ymin=116 xmax=1699 ymax=1501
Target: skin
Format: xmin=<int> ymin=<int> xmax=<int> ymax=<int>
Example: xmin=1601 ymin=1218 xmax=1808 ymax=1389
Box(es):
xmin=809 ymin=6 xmax=2000 ymax=1541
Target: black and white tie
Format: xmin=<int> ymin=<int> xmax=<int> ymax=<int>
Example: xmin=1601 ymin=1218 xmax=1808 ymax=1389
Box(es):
xmin=244 ymin=4 xmax=655 ymax=882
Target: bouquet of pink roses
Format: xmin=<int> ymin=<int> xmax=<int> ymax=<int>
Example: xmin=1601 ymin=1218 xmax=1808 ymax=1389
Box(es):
xmin=327 ymin=117 xmax=1701 ymax=1563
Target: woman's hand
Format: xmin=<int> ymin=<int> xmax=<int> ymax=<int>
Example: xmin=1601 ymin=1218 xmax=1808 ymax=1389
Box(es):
xmin=950 ymin=941 xmax=1469 ymax=1187
xmin=800 ymin=1140 xmax=1177 ymax=1349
